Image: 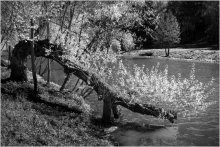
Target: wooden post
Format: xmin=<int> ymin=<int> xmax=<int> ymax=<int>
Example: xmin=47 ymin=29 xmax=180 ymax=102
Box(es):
xmin=47 ymin=20 xmax=51 ymax=85
xmin=30 ymin=18 xmax=38 ymax=92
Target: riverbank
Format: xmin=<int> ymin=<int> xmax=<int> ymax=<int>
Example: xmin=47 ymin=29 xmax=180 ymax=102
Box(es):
xmin=124 ymin=48 xmax=219 ymax=63
xmin=1 ymin=67 xmax=115 ymax=146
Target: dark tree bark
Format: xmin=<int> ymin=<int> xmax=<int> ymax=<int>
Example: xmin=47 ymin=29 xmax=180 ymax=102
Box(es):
xmin=102 ymin=94 xmax=113 ymax=125
xmin=9 ymin=39 xmax=49 ymax=81
xmin=10 ymin=39 xmax=177 ymax=125
xmin=10 ymin=41 xmax=31 ymax=81
xmin=82 ymin=88 xmax=93 ymax=99
xmin=47 ymin=21 xmax=51 ymax=85
xmin=8 ymin=45 xmax=11 ymax=61
xmin=165 ymin=48 xmax=170 ymax=57
xmin=60 ymin=72 xmax=71 ymax=92
xmin=10 ymin=55 xmax=28 ymax=81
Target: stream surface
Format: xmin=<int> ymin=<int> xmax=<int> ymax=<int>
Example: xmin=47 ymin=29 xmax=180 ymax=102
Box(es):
xmin=110 ymin=57 xmax=219 ymax=146
xmin=28 ymin=57 xmax=219 ymax=146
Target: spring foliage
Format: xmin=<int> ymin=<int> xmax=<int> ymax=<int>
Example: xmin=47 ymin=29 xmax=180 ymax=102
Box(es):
xmin=153 ymin=11 xmax=180 ymax=47
xmin=114 ymin=62 xmax=215 ymax=118
xmin=82 ymin=54 xmax=216 ymax=118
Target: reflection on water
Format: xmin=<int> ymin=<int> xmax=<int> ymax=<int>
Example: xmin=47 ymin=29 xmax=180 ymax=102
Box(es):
xmin=29 ymin=57 xmax=219 ymax=146
xmin=116 ymin=57 xmax=219 ymax=146
xmin=112 ymin=123 xmax=179 ymax=146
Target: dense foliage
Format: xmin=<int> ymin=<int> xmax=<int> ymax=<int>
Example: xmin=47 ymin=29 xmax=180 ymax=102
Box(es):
xmin=92 ymin=59 xmax=216 ymax=118
xmin=167 ymin=1 xmax=219 ymax=44
xmin=153 ymin=10 xmax=180 ymax=48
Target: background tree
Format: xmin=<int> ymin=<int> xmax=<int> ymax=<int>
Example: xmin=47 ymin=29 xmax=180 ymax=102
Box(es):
xmin=153 ymin=11 xmax=180 ymax=56
xmin=201 ymin=1 xmax=219 ymax=44
xmin=120 ymin=1 xmax=157 ymax=49
xmin=1 ymin=1 xmax=42 ymax=46
xmin=167 ymin=1 xmax=219 ymax=45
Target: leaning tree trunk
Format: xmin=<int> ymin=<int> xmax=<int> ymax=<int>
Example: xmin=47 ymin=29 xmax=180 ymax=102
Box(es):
xmin=10 ymin=39 xmax=177 ymax=125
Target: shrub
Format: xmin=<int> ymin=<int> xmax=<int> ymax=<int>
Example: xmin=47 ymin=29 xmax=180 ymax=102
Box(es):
xmin=121 ymin=32 xmax=135 ymax=52
xmin=110 ymin=32 xmax=135 ymax=53
xmin=110 ymin=39 xmax=121 ymax=53
xmin=154 ymin=11 xmax=180 ymax=46
xmin=103 ymin=61 xmax=216 ymax=118
xmin=153 ymin=11 xmax=181 ymax=56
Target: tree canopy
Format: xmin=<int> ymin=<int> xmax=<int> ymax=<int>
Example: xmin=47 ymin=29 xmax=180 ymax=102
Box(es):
xmin=153 ymin=10 xmax=180 ymax=48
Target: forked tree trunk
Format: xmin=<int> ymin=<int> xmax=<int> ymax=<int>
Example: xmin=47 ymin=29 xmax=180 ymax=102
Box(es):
xmin=9 ymin=39 xmax=177 ymax=125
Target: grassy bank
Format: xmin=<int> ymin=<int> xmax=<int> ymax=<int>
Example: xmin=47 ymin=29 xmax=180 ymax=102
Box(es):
xmin=125 ymin=48 xmax=219 ymax=63
xmin=1 ymin=67 xmax=114 ymax=146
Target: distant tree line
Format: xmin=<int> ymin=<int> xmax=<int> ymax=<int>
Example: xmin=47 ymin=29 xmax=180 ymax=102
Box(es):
xmin=123 ymin=1 xmax=219 ymax=49
xmin=1 ymin=1 xmax=218 ymax=52
xmin=167 ymin=1 xmax=219 ymax=45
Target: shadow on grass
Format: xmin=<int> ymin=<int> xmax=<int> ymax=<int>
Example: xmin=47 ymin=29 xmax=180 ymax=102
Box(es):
xmin=1 ymin=80 xmax=114 ymax=146
xmin=27 ymin=92 xmax=83 ymax=114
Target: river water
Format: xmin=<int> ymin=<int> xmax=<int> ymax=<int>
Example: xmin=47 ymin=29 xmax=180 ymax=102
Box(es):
xmin=29 ymin=57 xmax=219 ymax=146
xmin=110 ymin=57 xmax=219 ymax=146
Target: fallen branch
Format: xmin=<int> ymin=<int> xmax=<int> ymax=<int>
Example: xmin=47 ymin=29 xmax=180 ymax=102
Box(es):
xmin=114 ymin=97 xmax=177 ymax=123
